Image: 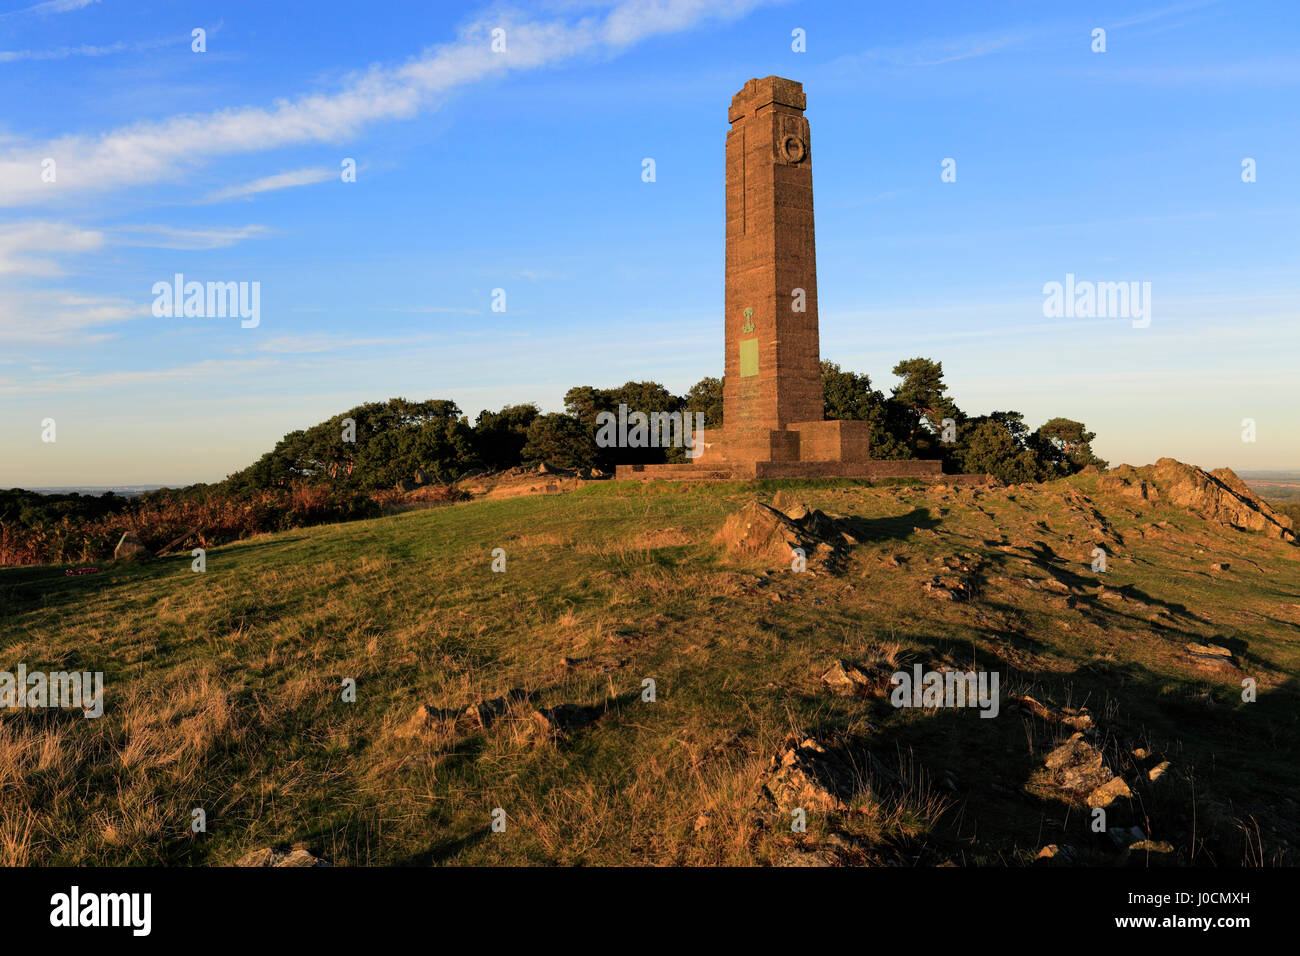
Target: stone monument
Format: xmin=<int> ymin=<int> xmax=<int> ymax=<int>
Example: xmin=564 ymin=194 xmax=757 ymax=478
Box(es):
xmin=618 ymin=77 xmax=943 ymax=481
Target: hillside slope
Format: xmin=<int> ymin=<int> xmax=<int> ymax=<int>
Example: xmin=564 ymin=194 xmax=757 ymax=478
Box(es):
xmin=1 ymin=463 xmax=1297 ymax=866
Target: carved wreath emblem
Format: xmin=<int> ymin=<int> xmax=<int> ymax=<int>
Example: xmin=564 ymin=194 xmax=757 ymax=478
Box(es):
xmin=780 ymin=135 xmax=807 ymax=164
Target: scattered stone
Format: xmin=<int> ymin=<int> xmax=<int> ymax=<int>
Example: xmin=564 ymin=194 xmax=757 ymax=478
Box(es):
xmin=1185 ymin=642 xmax=1234 ymax=670
xmin=236 ymin=845 xmax=332 ymax=867
xmin=820 ymin=660 xmax=872 ymax=697
xmin=1009 ymin=694 xmax=1094 ymax=731
xmin=1120 ymin=840 xmax=1179 ymax=867
xmin=1087 ymin=776 xmax=1134 ymax=809
xmin=1042 ymin=732 xmax=1131 ymax=807
xmin=761 ymin=736 xmax=880 ymax=813
xmin=1210 ymin=562 xmax=1230 ymax=572
xmin=1035 ymin=844 xmax=1078 ymax=866
xmin=1108 ymin=825 xmax=1146 ymax=850
xmin=1148 ymin=760 xmax=1172 ymax=783
xmin=774 ymin=846 xmax=840 ymax=867
xmin=923 ymin=575 xmax=969 ymax=601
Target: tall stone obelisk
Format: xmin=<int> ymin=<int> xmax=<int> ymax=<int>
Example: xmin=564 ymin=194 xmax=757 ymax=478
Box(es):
xmin=616 ymin=77 xmax=945 ymax=481
xmin=720 ymin=76 xmax=824 ymax=463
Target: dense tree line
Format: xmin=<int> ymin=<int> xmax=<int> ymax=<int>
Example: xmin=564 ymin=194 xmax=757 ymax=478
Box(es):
xmin=218 ymin=357 xmax=1104 ymax=492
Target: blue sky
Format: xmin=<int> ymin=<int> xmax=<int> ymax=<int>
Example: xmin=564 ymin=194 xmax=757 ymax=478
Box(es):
xmin=2 ymin=0 xmax=1297 ymax=486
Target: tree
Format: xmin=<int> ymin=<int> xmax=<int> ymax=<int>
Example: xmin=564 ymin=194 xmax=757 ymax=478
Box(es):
xmin=1035 ymin=417 xmax=1107 ymax=472
xmin=957 ymin=419 xmax=1040 ymax=484
xmin=890 ymin=357 xmax=960 ymax=456
xmin=683 ymin=376 xmax=723 ymax=431
xmin=521 ymin=413 xmax=597 ymax=470
xmin=563 ymin=381 xmax=684 ymax=469
xmin=222 ymin=398 xmax=474 ymax=493
xmin=472 ymin=404 xmax=539 ymax=471
xmin=820 ymin=361 xmax=913 ymax=459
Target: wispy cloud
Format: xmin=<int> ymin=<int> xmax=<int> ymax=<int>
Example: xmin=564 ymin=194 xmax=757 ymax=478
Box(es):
xmin=0 ymin=37 xmax=174 ymax=62
xmin=0 ymin=221 xmax=103 ymax=275
xmin=0 ymin=0 xmax=769 ymax=206
xmin=2 ymin=357 xmax=280 ymax=393
xmin=201 ymin=167 xmax=336 ymax=203
xmin=0 ymin=287 xmax=144 ymax=346
xmin=1 ymin=0 xmax=100 ymax=17
xmin=112 ymin=224 xmax=271 ymax=250
xmin=256 ymin=333 xmax=435 ymax=354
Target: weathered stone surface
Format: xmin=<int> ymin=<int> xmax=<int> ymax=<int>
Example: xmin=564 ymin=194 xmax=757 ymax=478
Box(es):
xmin=820 ymin=659 xmax=872 ymax=697
xmin=1009 ymin=694 xmax=1094 ymax=731
xmin=236 ymin=845 xmax=331 ymax=867
xmin=1034 ymin=844 xmax=1079 ymax=866
xmin=774 ymin=845 xmax=840 ymax=867
xmin=1105 ymin=459 xmax=1295 ymax=541
xmin=715 ymin=499 xmax=838 ymax=570
xmin=761 ymin=736 xmax=881 ymax=813
xmin=1042 ymin=732 xmax=1131 ymax=807
xmin=1185 ymin=642 xmax=1234 ymax=670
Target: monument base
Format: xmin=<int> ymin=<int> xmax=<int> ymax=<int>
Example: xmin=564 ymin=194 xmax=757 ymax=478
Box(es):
xmin=614 ymin=458 xmax=952 ymax=481
xmin=612 ymin=418 xmax=956 ymax=482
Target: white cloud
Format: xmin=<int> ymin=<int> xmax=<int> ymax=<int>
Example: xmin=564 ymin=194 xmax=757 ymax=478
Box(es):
xmin=0 ymin=37 xmax=174 ymax=62
xmin=0 ymin=221 xmax=103 ymax=275
xmin=0 ymin=357 xmax=280 ymax=393
xmin=1 ymin=0 xmax=101 ymax=17
xmin=0 ymin=286 xmax=144 ymax=345
xmin=0 ymin=0 xmax=768 ymax=206
xmin=202 ymin=167 xmax=336 ymax=203
xmin=111 ymin=223 xmax=271 ymax=250
xmin=256 ymin=333 xmax=434 ymax=354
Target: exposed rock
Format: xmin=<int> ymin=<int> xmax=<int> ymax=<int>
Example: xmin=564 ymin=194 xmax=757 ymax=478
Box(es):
xmin=771 ymin=490 xmax=810 ymax=520
xmin=1140 ymin=459 xmax=1294 ymax=541
xmin=761 ymin=736 xmax=884 ymax=813
xmin=1108 ymin=825 xmax=1147 ymax=850
xmin=1120 ymin=840 xmax=1179 ymax=867
xmin=820 ymin=659 xmax=872 ymax=697
xmin=774 ymin=845 xmax=840 ymax=867
xmin=1148 ymin=760 xmax=1172 ymax=782
xmin=1088 ymin=776 xmax=1135 ymax=808
xmin=1185 ymin=642 xmax=1234 ymax=670
xmin=113 ymin=531 xmax=149 ymax=561
xmin=1035 ymin=844 xmax=1078 ymax=866
xmin=236 ymin=845 xmax=332 ymax=867
xmin=923 ymin=575 xmax=969 ymax=601
xmin=716 ymin=500 xmax=840 ymax=571
xmin=1008 ymin=694 xmax=1094 ymax=731
xmin=1042 ymin=733 xmax=1131 ymax=807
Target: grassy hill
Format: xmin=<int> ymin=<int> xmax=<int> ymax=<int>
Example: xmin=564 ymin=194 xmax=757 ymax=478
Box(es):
xmin=2 ymin=468 xmax=1298 ymax=866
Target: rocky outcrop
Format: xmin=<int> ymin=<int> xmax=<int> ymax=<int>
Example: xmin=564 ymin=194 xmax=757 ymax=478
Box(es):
xmin=1104 ymin=459 xmax=1294 ymax=542
xmin=715 ymin=499 xmax=843 ymax=571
